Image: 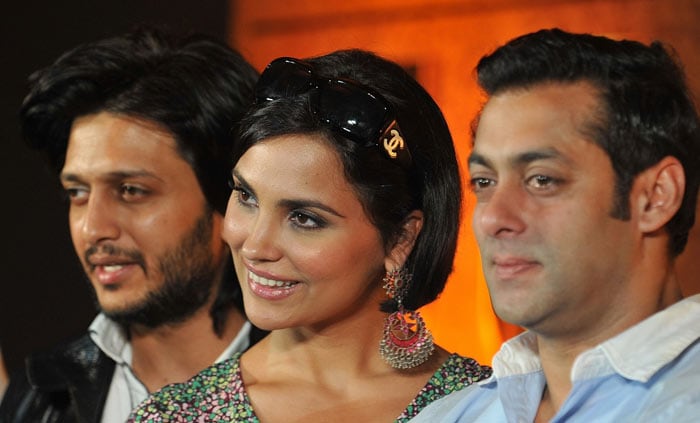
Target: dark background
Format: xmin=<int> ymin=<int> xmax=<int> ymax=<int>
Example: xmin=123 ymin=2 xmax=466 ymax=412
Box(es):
xmin=1 ymin=0 xmax=230 ymax=375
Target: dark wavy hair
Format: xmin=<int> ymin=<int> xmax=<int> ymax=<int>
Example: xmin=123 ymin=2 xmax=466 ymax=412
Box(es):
xmin=234 ymin=49 xmax=462 ymax=311
xmin=19 ymin=27 xmax=259 ymax=333
xmin=475 ymin=28 xmax=700 ymax=256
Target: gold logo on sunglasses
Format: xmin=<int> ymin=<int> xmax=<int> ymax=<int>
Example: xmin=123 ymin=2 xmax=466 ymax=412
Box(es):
xmin=383 ymin=129 xmax=405 ymax=159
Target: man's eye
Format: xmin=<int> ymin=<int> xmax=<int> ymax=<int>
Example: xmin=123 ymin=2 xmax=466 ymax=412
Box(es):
xmin=526 ymin=174 xmax=558 ymax=188
xmin=64 ymin=187 xmax=89 ymax=203
xmin=469 ymin=177 xmax=494 ymax=192
xmin=120 ymin=184 xmax=148 ymax=199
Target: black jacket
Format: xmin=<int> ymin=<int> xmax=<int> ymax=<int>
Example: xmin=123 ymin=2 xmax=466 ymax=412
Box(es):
xmin=0 ymin=335 xmax=114 ymax=423
xmin=0 ymin=327 xmax=266 ymax=422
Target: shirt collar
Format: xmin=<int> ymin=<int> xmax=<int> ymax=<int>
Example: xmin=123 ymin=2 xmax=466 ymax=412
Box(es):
xmin=88 ymin=313 xmax=130 ymax=365
xmin=214 ymin=320 xmax=251 ymax=362
xmin=88 ymin=313 xmax=254 ymax=366
xmin=489 ymin=330 xmax=541 ymax=382
xmin=488 ymin=294 xmax=700 ymax=383
xmin=590 ymin=293 xmax=700 ymax=382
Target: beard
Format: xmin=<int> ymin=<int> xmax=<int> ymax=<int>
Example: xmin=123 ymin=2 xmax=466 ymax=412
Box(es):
xmin=86 ymin=210 xmax=220 ymax=329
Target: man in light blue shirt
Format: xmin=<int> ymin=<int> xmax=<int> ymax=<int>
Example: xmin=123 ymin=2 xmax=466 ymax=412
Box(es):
xmin=414 ymin=28 xmax=700 ymax=422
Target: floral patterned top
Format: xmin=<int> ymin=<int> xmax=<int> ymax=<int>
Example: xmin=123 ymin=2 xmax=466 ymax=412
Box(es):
xmin=128 ymin=353 xmax=491 ymax=422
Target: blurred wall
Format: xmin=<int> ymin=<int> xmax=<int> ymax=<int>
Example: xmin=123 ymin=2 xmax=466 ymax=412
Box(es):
xmin=2 ymin=1 xmax=698 ymax=377
xmin=0 ymin=0 xmax=230 ymax=376
xmin=229 ymin=0 xmax=700 ymax=364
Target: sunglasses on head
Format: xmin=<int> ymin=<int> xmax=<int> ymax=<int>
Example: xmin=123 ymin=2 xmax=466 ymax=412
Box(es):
xmin=254 ymin=57 xmax=412 ymax=167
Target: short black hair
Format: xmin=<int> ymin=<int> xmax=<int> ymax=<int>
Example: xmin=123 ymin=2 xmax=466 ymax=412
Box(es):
xmin=236 ymin=49 xmax=462 ymax=311
xmin=20 ymin=26 xmax=258 ymax=215
xmin=476 ymin=28 xmax=700 ymax=256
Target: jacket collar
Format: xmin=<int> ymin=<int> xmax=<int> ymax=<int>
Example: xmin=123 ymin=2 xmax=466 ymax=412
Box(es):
xmin=27 ymin=334 xmax=115 ymax=423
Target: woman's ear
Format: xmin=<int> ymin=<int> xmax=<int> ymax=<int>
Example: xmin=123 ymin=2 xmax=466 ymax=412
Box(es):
xmin=634 ymin=156 xmax=685 ymax=233
xmin=385 ymin=210 xmax=424 ymax=271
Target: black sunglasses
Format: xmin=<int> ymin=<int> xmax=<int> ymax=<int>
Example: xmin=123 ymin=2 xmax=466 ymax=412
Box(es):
xmin=255 ymin=57 xmax=412 ymax=167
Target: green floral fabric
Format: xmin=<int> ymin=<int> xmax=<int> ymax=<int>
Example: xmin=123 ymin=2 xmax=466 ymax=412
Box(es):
xmin=129 ymin=353 xmax=491 ymax=422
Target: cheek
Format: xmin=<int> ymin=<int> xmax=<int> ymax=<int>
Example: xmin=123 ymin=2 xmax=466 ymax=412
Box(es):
xmin=300 ymin=237 xmax=383 ymax=283
xmin=284 ymin=239 xmax=328 ymax=275
xmin=222 ymin=205 xmax=249 ymax=249
xmin=67 ymin=210 xmax=81 ymax=238
xmin=471 ymin=206 xmax=492 ymax=244
xmin=67 ymin=208 xmax=89 ymax=248
xmin=471 ymin=207 xmax=484 ymax=233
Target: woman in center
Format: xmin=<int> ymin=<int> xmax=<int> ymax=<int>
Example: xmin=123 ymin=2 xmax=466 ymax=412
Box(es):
xmin=130 ymin=49 xmax=490 ymax=422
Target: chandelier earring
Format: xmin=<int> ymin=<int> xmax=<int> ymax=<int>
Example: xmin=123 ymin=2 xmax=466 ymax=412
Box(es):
xmin=379 ymin=266 xmax=435 ymax=369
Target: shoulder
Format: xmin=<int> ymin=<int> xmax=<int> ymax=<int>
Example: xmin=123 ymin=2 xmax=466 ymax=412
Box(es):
xmin=26 ymin=334 xmax=113 ymax=387
xmin=397 ymin=354 xmax=492 ymax=422
xmin=0 ymin=334 xmax=114 ymax=421
xmin=634 ymin=337 xmax=700 ymax=421
xmin=433 ymin=353 xmax=493 ymax=389
xmin=129 ymin=353 xmax=249 ymax=422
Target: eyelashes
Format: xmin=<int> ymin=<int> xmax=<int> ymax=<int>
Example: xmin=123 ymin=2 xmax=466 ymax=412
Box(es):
xmin=229 ymin=180 xmax=327 ymax=230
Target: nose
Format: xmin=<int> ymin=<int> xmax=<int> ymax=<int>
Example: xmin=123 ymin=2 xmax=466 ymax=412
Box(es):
xmin=223 ymin=205 xmax=281 ymax=263
xmin=75 ymin=192 xmax=120 ymax=245
xmin=243 ymin=214 xmax=283 ymax=262
xmin=473 ymin=181 xmax=526 ymax=239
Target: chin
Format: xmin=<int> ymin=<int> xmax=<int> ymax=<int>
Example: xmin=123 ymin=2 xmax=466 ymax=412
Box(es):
xmin=97 ymin=293 xmax=142 ymax=316
xmin=492 ymin=302 xmax=526 ymax=326
xmin=247 ymin=312 xmax=295 ymax=332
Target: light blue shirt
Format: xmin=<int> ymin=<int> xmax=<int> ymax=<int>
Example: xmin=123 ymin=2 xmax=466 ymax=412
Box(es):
xmin=411 ymin=294 xmax=700 ymax=423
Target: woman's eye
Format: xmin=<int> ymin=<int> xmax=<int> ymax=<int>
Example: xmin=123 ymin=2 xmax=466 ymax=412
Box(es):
xmin=290 ymin=211 xmax=324 ymax=229
xmin=232 ymin=186 xmax=257 ymax=207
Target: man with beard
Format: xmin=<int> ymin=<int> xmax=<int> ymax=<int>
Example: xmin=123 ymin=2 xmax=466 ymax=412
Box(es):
xmin=0 ymin=28 xmax=265 ymax=422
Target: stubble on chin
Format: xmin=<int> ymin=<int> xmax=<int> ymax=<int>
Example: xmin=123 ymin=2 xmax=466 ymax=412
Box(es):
xmin=88 ymin=211 xmax=219 ymax=329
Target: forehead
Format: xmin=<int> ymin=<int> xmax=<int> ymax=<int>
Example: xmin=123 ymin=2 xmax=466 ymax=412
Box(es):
xmin=235 ymin=134 xmax=362 ymax=202
xmin=63 ymin=112 xmax=192 ymax=177
xmin=473 ymin=82 xmax=602 ymax=162
xmin=236 ymin=134 xmax=345 ymax=184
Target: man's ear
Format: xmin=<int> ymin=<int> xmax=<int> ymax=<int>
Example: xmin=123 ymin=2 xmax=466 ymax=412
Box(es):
xmin=634 ymin=156 xmax=685 ymax=233
xmin=384 ymin=210 xmax=424 ymax=271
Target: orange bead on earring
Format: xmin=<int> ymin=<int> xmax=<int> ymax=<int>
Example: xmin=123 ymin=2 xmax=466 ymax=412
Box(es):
xmin=379 ymin=267 xmax=435 ymax=369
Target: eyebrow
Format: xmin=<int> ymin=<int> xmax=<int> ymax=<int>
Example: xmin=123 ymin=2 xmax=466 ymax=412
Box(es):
xmin=60 ymin=170 xmax=164 ymax=184
xmin=231 ymin=169 xmax=346 ymax=218
xmin=468 ymin=147 xmax=566 ymax=169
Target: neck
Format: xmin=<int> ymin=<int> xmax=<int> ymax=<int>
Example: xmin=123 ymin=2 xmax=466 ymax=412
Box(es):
xmin=276 ymin=312 xmax=386 ymax=370
xmin=129 ymin=305 xmax=245 ymax=392
xmin=533 ymin=337 xmax=580 ymax=421
xmin=247 ymin=304 xmax=390 ymax=385
xmin=533 ymin=245 xmax=682 ymax=421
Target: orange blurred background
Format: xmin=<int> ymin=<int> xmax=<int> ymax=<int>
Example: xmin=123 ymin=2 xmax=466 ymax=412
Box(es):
xmin=226 ymin=0 xmax=700 ymax=365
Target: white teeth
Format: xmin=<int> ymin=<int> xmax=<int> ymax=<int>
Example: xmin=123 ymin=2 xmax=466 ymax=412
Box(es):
xmin=103 ymin=265 xmax=124 ymax=272
xmin=249 ymin=271 xmax=296 ymax=288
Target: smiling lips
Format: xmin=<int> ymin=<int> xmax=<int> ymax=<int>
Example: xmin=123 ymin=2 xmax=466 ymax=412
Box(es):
xmin=92 ymin=263 xmax=138 ymax=286
xmin=249 ymin=271 xmax=296 ymax=288
xmin=247 ymin=270 xmax=299 ymax=300
xmin=88 ymin=256 xmax=142 ymax=286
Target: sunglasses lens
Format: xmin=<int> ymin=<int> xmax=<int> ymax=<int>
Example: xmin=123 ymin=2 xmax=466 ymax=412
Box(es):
xmin=254 ymin=58 xmax=408 ymax=166
xmin=318 ymin=80 xmax=390 ymax=146
xmin=255 ymin=58 xmax=315 ymax=102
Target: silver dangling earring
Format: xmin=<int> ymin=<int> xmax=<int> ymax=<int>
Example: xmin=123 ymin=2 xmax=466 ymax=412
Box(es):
xmin=379 ymin=266 xmax=435 ymax=369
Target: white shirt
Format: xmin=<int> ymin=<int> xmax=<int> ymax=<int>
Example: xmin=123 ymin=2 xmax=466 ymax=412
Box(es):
xmin=89 ymin=313 xmax=252 ymax=423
